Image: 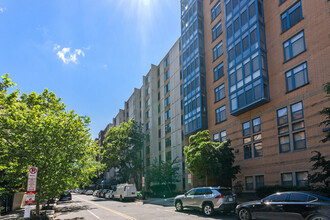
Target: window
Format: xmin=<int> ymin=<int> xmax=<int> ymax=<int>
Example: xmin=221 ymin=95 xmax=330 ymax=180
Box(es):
xmin=146 ymin=122 xmax=150 ymax=130
xmin=164 ymin=70 xmax=170 ymax=81
xmin=227 ymin=24 xmax=233 ymax=39
xmin=164 ymin=82 xmax=170 ymax=95
xmin=286 ymin=62 xmax=308 ymax=92
xmin=282 ymin=173 xmax=293 ymax=186
xmin=280 ymin=0 xmax=286 ymax=4
xmin=254 ymin=142 xmax=263 ymax=157
xmin=228 ymin=47 xmax=234 ymax=62
xmin=165 ymin=122 xmax=171 ymax=134
xmin=235 ymin=41 xmax=241 ymax=57
xmin=146 ymin=110 xmax=150 ymax=118
xmin=281 ymin=1 xmax=303 ymax=32
xmin=279 ymin=135 xmax=290 ymax=152
xmin=211 ymin=1 xmax=221 ymax=21
xmin=165 ymin=137 xmax=171 ymax=147
xmin=293 ymin=131 xmax=306 ymax=150
xmin=253 ymin=118 xmax=261 ymax=133
xmin=166 ymin=151 xmax=171 ymax=162
xmin=242 ymin=35 xmax=249 ymax=51
xmin=243 ymin=122 xmax=251 ymax=136
xmin=241 ymin=10 xmax=247 ymax=27
xmin=296 ymin=171 xmax=308 ymax=186
xmin=234 ymin=18 xmax=239 ymax=33
xmin=213 ymin=42 xmax=223 ymax=60
xmin=213 ymin=133 xmax=219 ymax=142
xmin=225 ymin=1 xmax=231 ymax=16
xmin=245 ymin=176 xmax=253 ymax=191
xmin=244 ymin=144 xmax=252 ymax=159
xmin=220 ymin=130 xmax=227 ymax=142
xmin=165 ymin=96 xmax=171 ymax=107
xmin=283 ymin=31 xmax=305 ymax=61
xmin=215 ymin=84 xmax=225 ymax=102
xmin=216 ymin=105 xmax=226 ymax=123
xmin=165 ymin=109 xmax=171 ymax=121
xmin=277 ymin=101 xmax=306 ymax=153
xmin=214 ymin=62 xmax=224 ymax=81
xmin=277 ymin=107 xmax=288 ymax=125
xmin=146 ymin=98 xmax=150 ymax=107
xmin=212 ymin=21 xmax=222 ymax=41
xmin=255 ymin=175 xmax=264 ymax=188
xmin=291 ymin=102 xmax=303 ymax=121
xmin=249 ymin=2 xmax=256 ymax=19
xmin=164 ymin=56 xmax=169 ymax=68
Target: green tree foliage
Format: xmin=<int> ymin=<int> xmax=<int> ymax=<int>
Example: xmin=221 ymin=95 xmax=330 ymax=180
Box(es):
xmin=147 ymin=158 xmax=180 ymax=193
xmin=0 ymin=74 xmax=102 ymax=214
xmin=184 ymin=130 xmax=240 ymax=186
xmin=309 ymin=151 xmax=330 ymax=187
xmin=320 ymin=82 xmax=330 ymax=143
xmin=102 ymin=119 xmax=144 ymax=185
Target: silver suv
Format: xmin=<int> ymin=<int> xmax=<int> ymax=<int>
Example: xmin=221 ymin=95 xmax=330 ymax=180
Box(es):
xmin=174 ymin=187 xmax=237 ymax=216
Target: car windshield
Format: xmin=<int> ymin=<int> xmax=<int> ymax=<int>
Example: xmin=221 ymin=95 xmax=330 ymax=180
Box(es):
xmin=264 ymin=193 xmax=288 ymax=202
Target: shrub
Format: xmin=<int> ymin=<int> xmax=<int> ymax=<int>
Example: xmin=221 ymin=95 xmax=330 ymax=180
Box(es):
xmin=150 ymin=184 xmax=176 ymax=197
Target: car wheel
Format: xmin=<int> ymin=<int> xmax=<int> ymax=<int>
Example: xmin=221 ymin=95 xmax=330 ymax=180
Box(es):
xmin=238 ymin=208 xmax=251 ymax=220
xmin=175 ymin=201 xmax=183 ymax=212
xmin=203 ymin=203 xmax=214 ymax=216
xmin=309 ymin=215 xmax=328 ymax=220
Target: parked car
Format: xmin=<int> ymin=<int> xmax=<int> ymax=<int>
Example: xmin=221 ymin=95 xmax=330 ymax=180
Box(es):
xmin=100 ymin=189 xmax=110 ymax=198
xmin=105 ymin=190 xmax=114 ymax=199
xmin=93 ymin=190 xmax=99 ymax=197
xmin=85 ymin=190 xmax=94 ymax=195
xmin=236 ymin=191 xmax=330 ymax=220
xmin=112 ymin=184 xmax=137 ymax=201
xmin=60 ymin=191 xmax=72 ymax=201
xmin=174 ymin=186 xmax=237 ymax=216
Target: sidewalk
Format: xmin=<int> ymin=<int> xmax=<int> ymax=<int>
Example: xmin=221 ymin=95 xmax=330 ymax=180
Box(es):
xmin=0 ymin=205 xmax=55 ymax=220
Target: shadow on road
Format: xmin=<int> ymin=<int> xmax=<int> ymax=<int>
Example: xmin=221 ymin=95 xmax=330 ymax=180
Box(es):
xmin=177 ymin=209 xmax=238 ymax=219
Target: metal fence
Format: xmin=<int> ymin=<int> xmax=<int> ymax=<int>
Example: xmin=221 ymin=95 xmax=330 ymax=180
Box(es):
xmin=0 ymin=193 xmax=13 ymax=214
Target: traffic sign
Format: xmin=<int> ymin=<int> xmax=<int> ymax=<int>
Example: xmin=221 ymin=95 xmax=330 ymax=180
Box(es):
xmin=25 ymin=191 xmax=35 ymax=205
xmin=28 ymin=167 xmax=38 ymax=179
xmin=27 ymin=178 xmax=37 ymax=191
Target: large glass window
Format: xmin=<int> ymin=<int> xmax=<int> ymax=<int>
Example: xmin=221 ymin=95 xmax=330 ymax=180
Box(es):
xmin=220 ymin=130 xmax=227 ymax=142
xmin=255 ymin=175 xmax=264 ymax=188
xmin=281 ymin=173 xmax=293 ymax=186
xmin=243 ymin=121 xmax=251 ymax=136
xmin=245 ymin=176 xmax=253 ymax=191
xmin=215 ymin=84 xmax=225 ymax=102
xmin=212 ymin=21 xmax=222 ymax=41
xmin=214 ymin=62 xmax=224 ymax=81
xmin=211 ymin=1 xmax=221 ymax=21
xmin=277 ymin=107 xmax=288 ymax=125
xmin=283 ymin=31 xmax=305 ymax=61
xmin=296 ymin=171 xmax=308 ymax=186
xmin=281 ymin=1 xmax=303 ymax=32
xmin=216 ymin=105 xmax=226 ymax=123
xmin=248 ymin=2 xmax=256 ymax=19
xmin=291 ymin=102 xmax=303 ymax=121
xmin=213 ymin=42 xmax=223 ymax=60
xmin=279 ymin=135 xmax=290 ymax=152
xmin=286 ymin=62 xmax=308 ymax=92
xmin=244 ymin=144 xmax=252 ymax=159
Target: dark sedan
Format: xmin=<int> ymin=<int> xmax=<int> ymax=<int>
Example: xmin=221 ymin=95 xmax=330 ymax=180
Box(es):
xmin=236 ymin=191 xmax=330 ymax=220
xmin=59 ymin=191 xmax=72 ymax=201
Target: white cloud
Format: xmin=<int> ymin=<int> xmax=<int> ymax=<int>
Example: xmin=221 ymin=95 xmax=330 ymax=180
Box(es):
xmin=54 ymin=45 xmax=85 ymax=64
xmin=0 ymin=8 xmax=7 ymax=13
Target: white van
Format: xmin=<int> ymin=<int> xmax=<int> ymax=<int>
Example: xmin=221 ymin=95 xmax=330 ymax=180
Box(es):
xmin=112 ymin=184 xmax=137 ymax=201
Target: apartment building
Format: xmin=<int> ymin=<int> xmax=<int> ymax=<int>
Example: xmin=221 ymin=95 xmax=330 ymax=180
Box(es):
xmin=100 ymin=39 xmax=187 ymax=191
xmin=181 ymin=0 xmax=330 ymax=191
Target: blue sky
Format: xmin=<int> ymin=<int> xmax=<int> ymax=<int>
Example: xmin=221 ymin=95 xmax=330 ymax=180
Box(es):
xmin=0 ymin=0 xmax=181 ymax=138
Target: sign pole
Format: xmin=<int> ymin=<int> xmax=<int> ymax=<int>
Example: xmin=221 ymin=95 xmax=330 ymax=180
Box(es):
xmin=24 ymin=166 xmax=38 ymax=218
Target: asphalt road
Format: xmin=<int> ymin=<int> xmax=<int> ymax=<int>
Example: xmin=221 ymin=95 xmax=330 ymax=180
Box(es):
xmin=55 ymin=193 xmax=238 ymax=220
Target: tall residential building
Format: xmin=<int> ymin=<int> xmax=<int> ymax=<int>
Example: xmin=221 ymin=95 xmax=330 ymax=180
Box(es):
xmin=181 ymin=0 xmax=330 ymax=191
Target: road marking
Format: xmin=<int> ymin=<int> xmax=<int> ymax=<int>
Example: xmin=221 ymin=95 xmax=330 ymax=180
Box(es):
xmin=76 ymin=196 xmax=136 ymax=220
xmin=87 ymin=210 xmax=101 ymax=219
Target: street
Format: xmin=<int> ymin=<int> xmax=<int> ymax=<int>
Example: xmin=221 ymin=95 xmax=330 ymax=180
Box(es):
xmin=55 ymin=193 xmax=238 ymax=220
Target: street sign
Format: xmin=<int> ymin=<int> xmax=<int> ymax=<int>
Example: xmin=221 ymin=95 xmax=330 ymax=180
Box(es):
xmin=25 ymin=166 xmax=38 ymax=205
xmin=24 ymin=205 xmax=31 ymax=218
xmin=25 ymin=191 xmax=36 ymax=205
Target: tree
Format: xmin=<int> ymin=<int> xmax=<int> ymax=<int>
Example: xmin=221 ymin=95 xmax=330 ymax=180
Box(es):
xmin=309 ymin=151 xmax=330 ymax=187
xmin=147 ymin=158 xmax=180 ymax=193
xmin=102 ymin=119 xmax=144 ymax=186
xmin=184 ymin=130 xmax=240 ymax=186
xmin=308 ymin=83 xmax=330 ymax=188
xmin=0 ymin=74 xmax=102 ymax=215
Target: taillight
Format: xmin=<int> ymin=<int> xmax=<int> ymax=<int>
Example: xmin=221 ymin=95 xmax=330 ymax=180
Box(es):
xmin=216 ymin=195 xmax=223 ymax=198
xmin=124 ymin=187 xmax=126 ymax=191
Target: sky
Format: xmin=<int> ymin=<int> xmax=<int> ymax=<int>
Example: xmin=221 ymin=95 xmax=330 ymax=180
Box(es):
xmin=0 ymin=0 xmax=181 ymax=139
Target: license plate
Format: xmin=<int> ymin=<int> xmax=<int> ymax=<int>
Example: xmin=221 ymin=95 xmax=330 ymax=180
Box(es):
xmin=228 ymin=198 xmax=233 ymax=201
